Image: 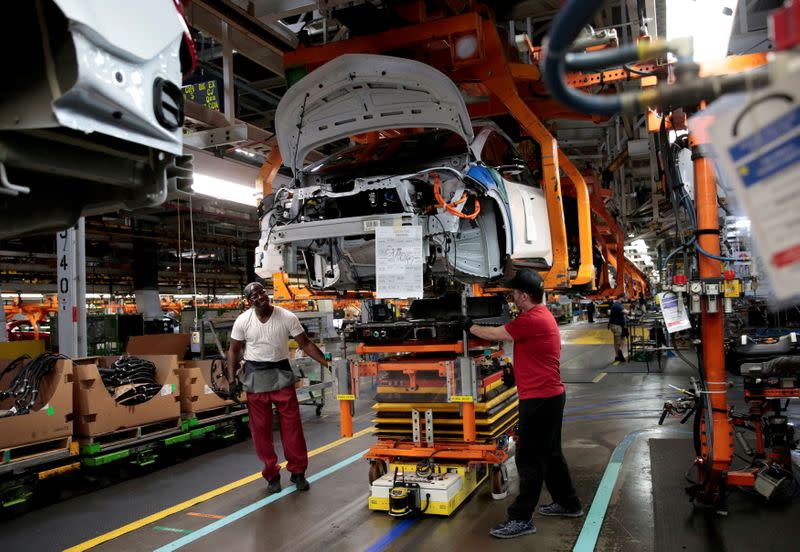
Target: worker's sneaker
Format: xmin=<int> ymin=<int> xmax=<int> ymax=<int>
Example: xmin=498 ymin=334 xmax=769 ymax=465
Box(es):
xmin=290 ymin=473 xmax=310 ymax=491
xmin=537 ymin=502 xmax=584 ymax=517
xmin=266 ymin=475 xmax=281 ymax=494
xmin=489 ymin=519 xmax=536 ymax=539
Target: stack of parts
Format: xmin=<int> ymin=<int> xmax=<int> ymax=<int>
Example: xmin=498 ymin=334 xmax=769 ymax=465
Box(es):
xmin=375 ymin=361 xmax=513 ymax=403
xmin=0 ymin=353 xmax=66 ymax=417
xmin=373 ymin=361 xmax=518 ymax=441
xmin=99 ymin=356 xmax=161 ymax=406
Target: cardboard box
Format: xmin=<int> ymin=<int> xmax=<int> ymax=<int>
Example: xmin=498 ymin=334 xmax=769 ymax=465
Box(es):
xmin=179 ymin=359 xmax=244 ymax=414
xmin=127 ymin=334 xmax=190 ymax=358
xmin=72 ymin=355 xmax=181 ymax=438
xmin=0 ymin=358 xmax=73 ymax=450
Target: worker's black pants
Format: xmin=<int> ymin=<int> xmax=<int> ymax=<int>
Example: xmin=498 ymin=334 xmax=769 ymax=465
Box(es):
xmin=508 ymin=392 xmax=581 ymax=521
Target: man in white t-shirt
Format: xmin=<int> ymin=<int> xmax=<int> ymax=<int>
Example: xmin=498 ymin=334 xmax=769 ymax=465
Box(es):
xmin=227 ymin=281 xmax=329 ymax=493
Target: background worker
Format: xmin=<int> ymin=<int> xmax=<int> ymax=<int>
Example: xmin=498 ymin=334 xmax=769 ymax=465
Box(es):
xmin=608 ymin=300 xmax=628 ymax=362
xmin=227 ymin=281 xmax=329 ymax=493
xmin=464 ymin=269 xmax=582 ymax=539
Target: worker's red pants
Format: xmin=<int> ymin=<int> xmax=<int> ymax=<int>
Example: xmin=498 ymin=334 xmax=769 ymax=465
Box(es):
xmin=247 ymin=385 xmax=308 ymax=480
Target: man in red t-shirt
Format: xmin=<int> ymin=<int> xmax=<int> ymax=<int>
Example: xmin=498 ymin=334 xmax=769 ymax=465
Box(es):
xmin=466 ymin=269 xmax=582 ymax=539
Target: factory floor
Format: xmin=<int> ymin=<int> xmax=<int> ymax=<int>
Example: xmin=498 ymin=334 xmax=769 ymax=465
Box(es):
xmin=2 ymin=322 xmax=799 ymax=551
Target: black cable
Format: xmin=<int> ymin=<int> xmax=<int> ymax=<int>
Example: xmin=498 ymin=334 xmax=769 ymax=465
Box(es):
xmin=209 ymin=356 xmax=242 ymax=403
xmin=292 ymin=92 xmax=311 ymax=180
xmin=100 ymin=356 xmax=161 ymax=406
xmin=0 ymin=353 xmax=66 ymax=416
xmin=623 ymin=63 xmax=656 ymax=77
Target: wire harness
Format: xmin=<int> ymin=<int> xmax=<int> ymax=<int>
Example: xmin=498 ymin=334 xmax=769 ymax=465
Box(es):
xmin=0 ymin=353 xmax=67 ymax=417
xmin=99 ymin=356 xmax=162 ymax=406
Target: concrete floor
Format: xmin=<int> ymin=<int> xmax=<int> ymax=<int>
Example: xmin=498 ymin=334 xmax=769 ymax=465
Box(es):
xmin=2 ymin=322 xmax=798 ymax=551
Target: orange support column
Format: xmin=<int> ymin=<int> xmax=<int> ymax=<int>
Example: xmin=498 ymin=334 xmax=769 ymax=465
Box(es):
xmin=257 ymin=140 xmax=281 ymax=197
xmin=480 ymin=20 xmax=570 ymax=289
xmin=559 ymin=151 xmax=595 ymax=287
xmin=691 ymin=131 xmax=733 ymax=499
xmin=339 ymin=399 xmax=353 ymax=438
xmin=462 ymin=402 xmax=476 ymax=443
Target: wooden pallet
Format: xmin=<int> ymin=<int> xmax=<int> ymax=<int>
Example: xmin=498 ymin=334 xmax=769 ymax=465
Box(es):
xmin=0 ymin=436 xmax=72 ymax=466
xmin=77 ymin=417 xmax=182 ymax=447
xmin=184 ymin=404 xmax=248 ymax=423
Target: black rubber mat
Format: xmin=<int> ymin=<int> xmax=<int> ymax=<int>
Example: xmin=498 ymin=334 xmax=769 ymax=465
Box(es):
xmin=650 ymin=438 xmax=800 ymax=552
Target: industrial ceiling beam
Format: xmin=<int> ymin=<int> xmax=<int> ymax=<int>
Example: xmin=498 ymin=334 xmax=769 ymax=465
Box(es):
xmin=186 ymin=0 xmax=286 ymax=74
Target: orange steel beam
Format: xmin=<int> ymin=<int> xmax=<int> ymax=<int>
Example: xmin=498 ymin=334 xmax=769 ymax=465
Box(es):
xmin=691 ymin=129 xmax=733 ymax=500
xmin=589 ymin=195 xmax=626 ymax=297
xmin=481 ymin=25 xmax=568 ymax=289
xmin=365 ymin=442 xmax=507 ymax=464
xmin=284 ymin=12 xmax=485 ymax=71
xmin=698 ymin=52 xmax=768 ymax=77
xmin=339 ymin=400 xmax=353 ymax=438
xmin=462 ymin=402 xmax=477 ymax=442
xmin=355 ymin=339 xmax=490 ymax=355
xmin=565 ymin=62 xmax=662 ymax=89
xmin=558 ymin=152 xmax=594 ymax=287
xmin=257 ymin=138 xmax=281 ymax=196
xmin=366 ymin=359 xmax=455 ymax=376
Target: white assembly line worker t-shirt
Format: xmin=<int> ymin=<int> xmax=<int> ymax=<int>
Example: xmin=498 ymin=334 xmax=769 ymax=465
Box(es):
xmin=230 ymin=306 xmax=305 ymax=392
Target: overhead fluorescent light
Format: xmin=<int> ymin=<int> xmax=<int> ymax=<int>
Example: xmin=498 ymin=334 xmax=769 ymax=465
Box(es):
xmin=667 ymin=0 xmax=737 ymax=62
xmin=192 ymin=173 xmax=258 ymax=206
xmin=1 ymin=293 xmax=44 ymax=299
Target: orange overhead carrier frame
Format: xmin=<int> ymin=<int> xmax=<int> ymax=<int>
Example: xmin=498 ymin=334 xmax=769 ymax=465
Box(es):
xmin=273 ymin=6 xmax=659 ymax=292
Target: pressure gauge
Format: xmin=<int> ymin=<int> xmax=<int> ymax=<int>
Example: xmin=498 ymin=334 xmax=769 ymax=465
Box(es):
xmin=690 ymin=282 xmax=703 ymax=294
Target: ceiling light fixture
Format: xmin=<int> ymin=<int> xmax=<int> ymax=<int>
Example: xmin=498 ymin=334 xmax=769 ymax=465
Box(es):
xmin=192 ymin=173 xmax=258 ymax=206
xmin=666 ymin=0 xmax=737 ymax=63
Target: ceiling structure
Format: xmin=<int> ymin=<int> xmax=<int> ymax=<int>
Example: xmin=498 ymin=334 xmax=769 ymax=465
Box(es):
xmin=0 ymin=0 xmax=777 ymax=297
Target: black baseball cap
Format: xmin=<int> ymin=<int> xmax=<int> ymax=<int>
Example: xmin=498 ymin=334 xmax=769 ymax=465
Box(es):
xmin=243 ymin=281 xmax=266 ymax=299
xmin=505 ymin=269 xmax=544 ymax=300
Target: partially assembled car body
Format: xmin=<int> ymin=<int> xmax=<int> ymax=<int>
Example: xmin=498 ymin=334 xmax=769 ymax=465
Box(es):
xmin=255 ymin=54 xmax=553 ymax=293
xmin=0 ymin=0 xmax=194 ymax=238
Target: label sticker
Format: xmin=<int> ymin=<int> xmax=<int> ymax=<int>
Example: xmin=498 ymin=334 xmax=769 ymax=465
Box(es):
xmin=161 ymin=384 xmax=173 ymax=396
xmin=336 ymin=394 xmax=356 ymax=401
xmin=46 ymin=405 xmax=55 ymax=416
xmin=363 ymin=219 xmax=381 ymax=231
xmin=450 ymin=395 xmax=474 ymax=403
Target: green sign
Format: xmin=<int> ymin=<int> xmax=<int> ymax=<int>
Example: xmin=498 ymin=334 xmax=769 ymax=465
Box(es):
xmin=182 ymin=79 xmax=221 ymax=111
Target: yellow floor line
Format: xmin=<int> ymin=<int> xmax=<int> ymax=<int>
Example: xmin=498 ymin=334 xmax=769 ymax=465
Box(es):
xmin=592 ymin=373 xmax=607 ymax=383
xmin=63 ymin=427 xmax=375 ymax=552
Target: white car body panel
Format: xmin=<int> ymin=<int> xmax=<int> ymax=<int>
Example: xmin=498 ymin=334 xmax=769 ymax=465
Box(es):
xmin=275 ymin=54 xmax=474 ymax=174
xmin=52 ymin=0 xmax=184 ymax=154
xmin=504 ymin=181 xmax=553 ymax=265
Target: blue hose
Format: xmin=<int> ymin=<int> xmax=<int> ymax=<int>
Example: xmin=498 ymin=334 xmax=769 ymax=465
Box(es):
xmin=564 ymin=44 xmax=641 ymax=70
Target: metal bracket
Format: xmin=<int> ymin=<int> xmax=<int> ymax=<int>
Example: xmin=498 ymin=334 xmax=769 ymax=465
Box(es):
xmin=425 ymin=409 xmax=434 ymax=447
xmin=412 ymin=409 xmax=421 ymax=447
xmin=183 ymin=124 xmax=248 ymax=148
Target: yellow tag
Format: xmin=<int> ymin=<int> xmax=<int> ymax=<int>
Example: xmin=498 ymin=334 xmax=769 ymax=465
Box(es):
xmin=450 ymin=395 xmax=474 ymax=403
xmin=723 ymin=280 xmax=741 ymax=298
xmin=336 ymin=394 xmax=356 ymax=401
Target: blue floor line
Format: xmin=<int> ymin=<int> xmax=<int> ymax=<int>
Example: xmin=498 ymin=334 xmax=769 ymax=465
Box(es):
xmin=153 ymin=449 xmax=369 ymax=551
xmin=364 ymin=518 xmax=417 ymax=552
xmin=572 ymin=428 xmax=690 ymax=552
